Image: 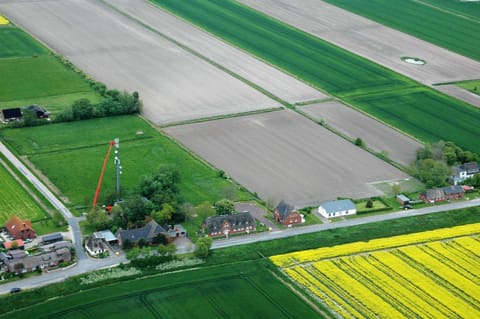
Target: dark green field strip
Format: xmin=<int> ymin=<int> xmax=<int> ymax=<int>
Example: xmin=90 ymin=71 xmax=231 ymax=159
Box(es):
xmin=419 ymin=0 xmax=480 ymax=20
xmin=347 ymin=89 xmax=480 ymax=153
xmin=151 ymin=0 xmax=412 ymax=95
xmin=0 ymin=27 xmax=49 ymax=58
xmin=0 ymin=56 xmax=94 ymax=102
xmin=11 ymin=262 xmax=321 ymax=319
xmin=322 ymin=0 xmax=480 ymax=61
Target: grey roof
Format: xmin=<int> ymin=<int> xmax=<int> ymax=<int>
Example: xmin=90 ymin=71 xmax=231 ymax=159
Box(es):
xmin=424 ymin=188 xmax=445 ymax=200
xmin=8 ymin=250 xmax=26 ymax=259
xmin=396 ymin=194 xmax=410 ymax=202
xmin=320 ymin=199 xmax=355 ymax=214
xmin=443 ymin=185 xmax=465 ymax=195
xmin=42 ymin=233 xmax=63 ymax=243
xmin=275 ymin=201 xmax=294 ymax=219
xmin=94 ymin=230 xmax=117 ymax=242
xmin=205 ymin=212 xmax=255 ymax=232
xmin=117 ymin=220 xmax=166 ymax=243
xmin=463 ymin=162 xmax=479 ymax=174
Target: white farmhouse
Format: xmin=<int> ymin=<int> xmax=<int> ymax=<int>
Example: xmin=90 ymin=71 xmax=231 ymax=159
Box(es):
xmin=318 ymin=199 xmax=356 ymax=218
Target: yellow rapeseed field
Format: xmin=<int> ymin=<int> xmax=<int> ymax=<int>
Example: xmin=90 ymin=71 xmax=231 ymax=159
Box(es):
xmin=0 ymin=15 xmax=9 ymax=25
xmin=272 ymin=223 xmax=480 ymax=319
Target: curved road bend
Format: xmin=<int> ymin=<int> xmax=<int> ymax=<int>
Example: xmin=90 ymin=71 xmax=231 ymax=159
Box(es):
xmin=0 ymin=141 xmax=127 ymax=294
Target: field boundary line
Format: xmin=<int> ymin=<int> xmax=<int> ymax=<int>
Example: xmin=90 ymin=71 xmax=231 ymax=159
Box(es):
xmin=413 ymin=0 xmax=480 ymax=23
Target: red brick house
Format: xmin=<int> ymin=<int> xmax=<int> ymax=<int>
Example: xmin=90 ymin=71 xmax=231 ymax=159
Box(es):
xmin=203 ymin=212 xmax=255 ymax=237
xmin=5 ymin=216 xmax=36 ymax=240
xmin=274 ymin=201 xmax=302 ymax=226
xmin=420 ymin=185 xmax=464 ymax=204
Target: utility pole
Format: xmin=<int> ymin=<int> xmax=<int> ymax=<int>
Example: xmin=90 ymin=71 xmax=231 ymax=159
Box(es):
xmin=114 ymin=138 xmax=122 ymax=202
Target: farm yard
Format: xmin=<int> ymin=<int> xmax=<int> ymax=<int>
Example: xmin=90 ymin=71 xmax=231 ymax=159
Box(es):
xmin=164 ymin=110 xmax=408 ymax=208
xmin=272 ymin=223 xmax=480 ymax=319
xmin=301 ymin=101 xmax=422 ymax=167
xmin=4 ymin=262 xmax=323 ymax=319
xmin=238 ymin=0 xmax=480 ymax=85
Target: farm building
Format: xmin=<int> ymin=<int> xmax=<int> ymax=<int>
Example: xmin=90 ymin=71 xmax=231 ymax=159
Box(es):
xmin=1 ymin=108 xmax=22 ymax=122
xmin=420 ymin=186 xmax=465 ymax=204
xmin=116 ymin=220 xmax=169 ymax=247
xmin=24 ymin=105 xmax=49 ymax=119
xmin=85 ymin=236 xmax=107 ymax=257
xmin=274 ymin=201 xmax=302 ymax=226
xmin=6 ymin=247 xmax=71 ymax=274
xmin=318 ymin=199 xmax=356 ymax=218
xmin=5 ymin=216 xmax=36 ymax=240
xmin=203 ymin=212 xmax=255 ymax=237
xmin=42 ymin=233 xmax=63 ymax=245
xmin=396 ymin=194 xmax=411 ymax=206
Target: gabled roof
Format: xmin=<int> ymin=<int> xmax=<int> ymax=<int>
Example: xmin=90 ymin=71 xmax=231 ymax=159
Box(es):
xmin=423 ymin=188 xmax=445 ymax=200
xmin=117 ymin=220 xmax=166 ymax=243
xmin=205 ymin=212 xmax=255 ymax=232
xmin=443 ymin=185 xmax=465 ymax=195
xmin=320 ymin=199 xmax=355 ymax=214
xmin=5 ymin=216 xmax=35 ymax=239
xmin=42 ymin=233 xmax=63 ymax=243
xmin=275 ymin=201 xmax=295 ymax=219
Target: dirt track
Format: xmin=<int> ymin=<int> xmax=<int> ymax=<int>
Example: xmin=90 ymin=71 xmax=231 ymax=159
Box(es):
xmin=165 ymin=110 xmax=408 ymax=208
xmin=238 ymin=0 xmax=480 ymax=86
xmin=0 ymin=0 xmax=283 ymax=124
xmin=301 ymin=101 xmax=422 ymax=167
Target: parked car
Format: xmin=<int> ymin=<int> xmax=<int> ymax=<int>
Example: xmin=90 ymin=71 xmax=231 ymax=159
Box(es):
xmin=10 ymin=287 xmax=21 ymax=294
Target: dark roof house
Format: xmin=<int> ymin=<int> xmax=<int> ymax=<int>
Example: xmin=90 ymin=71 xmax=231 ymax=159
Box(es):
xmin=25 ymin=105 xmax=49 ymax=119
xmin=116 ymin=220 xmax=167 ymax=246
xmin=1 ymin=108 xmax=22 ymax=122
xmin=6 ymin=216 xmax=36 ymax=240
xmin=204 ymin=212 xmax=255 ymax=237
xmin=274 ymin=201 xmax=303 ymax=226
xmin=42 ymin=233 xmax=63 ymax=244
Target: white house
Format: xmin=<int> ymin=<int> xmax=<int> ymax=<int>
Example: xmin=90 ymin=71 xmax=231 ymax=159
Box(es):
xmin=318 ymin=199 xmax=356 ymax=218
xmin=452 ymin=162 xmax=479 ymax=185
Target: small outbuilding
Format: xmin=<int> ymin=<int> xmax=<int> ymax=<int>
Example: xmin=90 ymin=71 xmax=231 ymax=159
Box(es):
xmin=1 ymin=108 xmax=22 ymax=122
xmin=396 ymin=194 xmax=411 ymax=206
xmin=42 ymin=233 xmax=63 ymax=245
xmin=274 ymin=201 xmax=303 ymax=226
xmin=318 ymin=199 xmax=356 ymax=218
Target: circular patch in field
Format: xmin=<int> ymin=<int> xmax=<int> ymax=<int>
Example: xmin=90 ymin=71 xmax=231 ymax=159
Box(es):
xmin=401 ymin=57 xmax=426 ymax=65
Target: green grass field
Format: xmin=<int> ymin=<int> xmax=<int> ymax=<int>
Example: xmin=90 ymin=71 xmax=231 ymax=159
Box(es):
xmin=0 ymin=162 xmax=47 ymax=224
xmin=0 ymin=116 xmax=252 ymax=207
xmin=347 ymin=88 xmax=480 ymax=153
xmin=5 ymin=262 xmax=323 ymax=319
xmin=151 ymin=0 xmax=480 ymax=155
xmin=0 ymin=24 xmax=101 ymax=113
xmin=0 ymin=26 xmax=49 ymax=58
xmin=322 ymin=0 xmax=480 ymax=61
xmin=457 ymin=79 xmax=480 ymax=96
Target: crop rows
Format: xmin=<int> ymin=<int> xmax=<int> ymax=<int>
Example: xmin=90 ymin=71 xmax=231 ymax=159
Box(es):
xmin=272 ymin=224 xmax=480 ymax=318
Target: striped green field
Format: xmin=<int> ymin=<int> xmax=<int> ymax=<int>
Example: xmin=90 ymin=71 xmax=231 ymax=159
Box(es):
xmin=0 ymin=162 xmax=47 ymax=224
xmin=4 ymin=262 xmax=323 ymax=319
xmin=0 ymin=26 xmax=49 ymax=58
xmin=322 ymin=0 xmax=480 ymax=61
xmin=151 ymin=0 xmax=480 ymax=154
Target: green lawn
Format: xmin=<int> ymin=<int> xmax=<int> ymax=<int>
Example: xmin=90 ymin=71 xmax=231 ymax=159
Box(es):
xmin=5 ymin=261 xmax=324 ymax=319
xmin=0 ymin=26 xmax=49 ymax=58
xmin=0 ymin=116 xmax=252 ymax=206
xmin=457 ymin=79 xmax=480 ymax=96
xmin=322 ymin=0 xmax=480 ymax=61
xmin=0 ymin=162 xmax=47 ymax=224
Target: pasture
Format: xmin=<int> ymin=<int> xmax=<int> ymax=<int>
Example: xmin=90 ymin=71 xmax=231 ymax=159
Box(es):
xmin=0 ymin=116 xmax=251 ymax=207
xmin=0 ymin=26 xmax=48 ymax=58
xmin=165 ymin=110 xmax=408 ymax=208
xmin=321 ymin=0 xmax=480 ymax=61
xmin=301 ymin=101 xmax=422 ymax=166
xmin=0 ymin=161 xmax=47 ymax=224
xmin=272 ymin=223 xmax=480 ymax=319
xmin=4 ymin=262 xmax=323 ymax=319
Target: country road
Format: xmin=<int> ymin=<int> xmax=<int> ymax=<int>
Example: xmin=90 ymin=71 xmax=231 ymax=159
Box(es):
xmin=1 ymin=140 xmax=479 ymax=294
